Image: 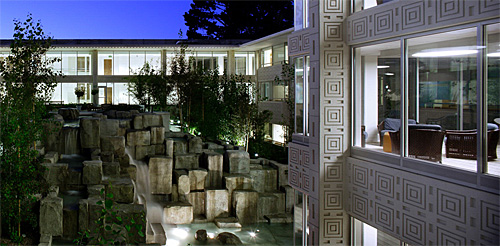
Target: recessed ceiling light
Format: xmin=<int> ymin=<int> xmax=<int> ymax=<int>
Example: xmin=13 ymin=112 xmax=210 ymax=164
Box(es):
xmin=377 ymin=65 xmax=390 ymax=69
xmin=412 ymin=46 xmax=484 ymax=57
xmin=385 ymin=73 xmax=394 ymax=76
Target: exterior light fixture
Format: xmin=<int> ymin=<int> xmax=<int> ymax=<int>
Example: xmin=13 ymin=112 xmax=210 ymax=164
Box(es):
xmin=249 ymin=232 xmax=257 ymax=238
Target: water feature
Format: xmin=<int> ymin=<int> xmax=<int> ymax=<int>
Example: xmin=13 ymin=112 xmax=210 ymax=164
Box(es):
xmin=61 ymin=127 xmax=79 ymax=155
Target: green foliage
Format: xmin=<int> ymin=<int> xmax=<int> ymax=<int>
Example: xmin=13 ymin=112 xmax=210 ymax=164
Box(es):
xmin=127 ymin=62 xmax=172 ymax=111
xmin=0 ymin=13 xmax=59 ymax=241
xmin=74 ymin=187 xmax=145 ymax=245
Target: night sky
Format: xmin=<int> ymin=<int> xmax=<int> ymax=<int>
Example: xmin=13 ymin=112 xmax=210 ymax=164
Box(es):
xmin=0 ymin=0 xmax=192 ymax=39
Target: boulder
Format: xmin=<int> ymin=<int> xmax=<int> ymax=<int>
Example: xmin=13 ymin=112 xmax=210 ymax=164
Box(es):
xmin=58 ymin=108 xmax=79 ymax=121
xmin=232 ymin=190 xmax=258 ymax=224
xmin=195 ymin=229 xmax=208 ymax=241
xmin=80 ymin=118 xmax=101 ymax=149
xmin=82 ymin=160 xmax=103 ymax=185
xmin=40 ymin=195 xmax=63 ymax=236
xmin=189 ymin=169 xmax=208 ymax=191
xmin=174 ymin=153 xmax=199 ymax=170
xmin=205 ymin=189 xmax=229 ymax=221
xmin=149 ymin=156 xmax=173 ymax=194
xmin=216 ymin=232 xmax=242 ymax=245
xmin=150 ymin=127 xmax=165 ymax=145
xmin=126 ymin=130 xmax=151 ymax=147
xmin=163 ymin=202 xmax=193 ymax=224
xmin=224 ymin=150 xmax=250 ymax=174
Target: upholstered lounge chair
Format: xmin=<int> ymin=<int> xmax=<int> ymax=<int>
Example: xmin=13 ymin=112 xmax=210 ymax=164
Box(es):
xmin=377 ymin=118 xmax=417 ymax=146
xmin=389 ymin=129 xmax=445 ymax=162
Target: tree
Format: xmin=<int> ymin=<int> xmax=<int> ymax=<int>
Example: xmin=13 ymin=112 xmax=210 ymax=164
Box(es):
xmin=127 ymin=62 xmax=172 ymax=111
xmin=0 ymin=14 xmax=59 ymax=242
xmin=184 ymin=0 xmax=294 ymax=40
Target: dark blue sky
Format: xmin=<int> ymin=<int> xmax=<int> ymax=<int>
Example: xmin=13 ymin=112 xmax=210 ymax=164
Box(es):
xmin=0 ymin=0 xmax=193 ymax=39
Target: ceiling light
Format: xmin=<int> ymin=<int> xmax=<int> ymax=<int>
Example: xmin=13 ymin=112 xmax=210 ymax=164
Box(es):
xmin=487 ymin=52 xmax=500 ymax=57
xmin=412 ymin=46 xmax=483 ymax=57
xmin=377 ymin=65 xmax=390 ymax=69
xmin=385 ymin=73 xmax=394 ymax=76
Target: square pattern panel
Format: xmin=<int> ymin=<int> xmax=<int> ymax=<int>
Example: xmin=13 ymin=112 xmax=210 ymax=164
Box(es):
xmin=375 ymin=202 xmax=395 ymax=231
xmin=437 ymin=189 xmax=466 ymax=223
xmin=402 ymin=213 xmax=426 ymax=245
xmin=324 ymin=134 xmax=343 ymax=154
xmin=325 ymin=190 xmax=343 ymax=210
xmin=324 ymin=106 xmax=343 ymax=125
xmin=402 ymin=179 xmax=426 ymax=209
xmin=375 ymin=171 xmax=394 ymax=198
xmin=374 ymin=10 xmax=394 ymax=35
xmin=436 ymin=0 xmax=464 ymax=23
xmin=324 ymin=22 xmax=343 ymax=41
xmin=325 ymin=78 xmax=344 ymax=98
xmin=324 ymin=218 xmax=343 ymax=238
xmin=402 ymin=1 xmax=425 ymax=29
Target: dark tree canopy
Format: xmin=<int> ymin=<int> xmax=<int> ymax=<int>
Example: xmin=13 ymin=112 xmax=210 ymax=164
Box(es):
xmin=184 ymin=0 xmax=294 ymax=40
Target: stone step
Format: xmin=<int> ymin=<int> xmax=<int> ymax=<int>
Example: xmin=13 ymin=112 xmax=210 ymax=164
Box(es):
xmin=193 ymin=214 xmax=208 ymax=223
xmin=151 ymin=223 xmax=166 ymax=245
xmin=264 ymin=213 xmax=293 ymax=223
xmin=214 ymin=217 xmax=242 ymax=228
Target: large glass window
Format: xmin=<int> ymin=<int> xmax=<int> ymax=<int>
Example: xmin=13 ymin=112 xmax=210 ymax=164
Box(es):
xmin=486 ymin=23 xmax=500 ymax=176
xmin=98 ymin=52 xmax=113 ymax=75
xmin=62 ymin=52 xmax=77 ymax=75
xmin=130 ymin=51 xmax=146 ymax=74
xmin=294 ymin=0 xmax=308 ymax=31
xmin=354 ymin=0 xmax=396 ymax=12
xmin=235 ymin=52 xmax=255 ymax=75
xmin=146 ymin=51 xmax=161 ymax=71
xmin=273 ymin=44 xmax=286 ymax=65
xmin=353 ymin=219 xmax=404 ymax=246
xmin=262 ymin=48 xmax=273 ymax=67
xmin=213 ymin=52 xmax=227 ymax=75
xmin=295 ymin=56 xmax=309 ymax=135
xmin=353 ymin=41 xmax=401 ymax=151
xmin=77 ymin=52 xmax=91 ymax=75
xmin=408 ymin=28 xmax=478 ymax=168
xmin=114 ymin=51 xmax=129 ymax=75
xmin=46 ymin=51 xmax=62 ymax=73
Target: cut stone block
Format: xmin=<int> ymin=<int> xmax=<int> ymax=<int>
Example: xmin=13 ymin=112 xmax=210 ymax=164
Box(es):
xmin=43 ymin=120 xmax=63 ymax=153
xmin=284 ymin=185 xmax=294 ymax=213
xmin=232 ymin=190 xmax=258 ymax=224
xmin=189 ymin=169 xmax=208 ymax=191
xmin=174 ymin=153 xmax=199 ymax=170
xmin=204 ymin=152 xmax=223 ymax=188
xmin=126 ymin=130 xmax=151 ymax=147
xmin=264 ymin=214 xmax=293 ymax=223
xmin=40 ymin=195 xmax=63 ymax=236
xmin=78 ymin=199 xmax=89 ymax=232
xmin=87 ymin=185 xmax=105 ymax=199
xmin=80 ymin=118 xmax=101 ymax=149
xmin=104 ymin=110 xmax=117 ymax=119
xmin=122 ymin=165 xmax=137 ymax=182
xmin=188 ymin=136 xmax=203 ymax=153
xmin=150 ymin=127 xmax=165 ymax=145
xmin=174 ymin=170 xmax=190 ymax=200
xmin=106 ymin=177 xmax=134 ymax=203
xmin=269 ymin=160 xmax=288 ymax=188
xmin=67 ymin=170 xmax=82 ymax=185
xmin=143 ymin=114 xmax=162 ymax=128
xmin=101 ymin=136 xmax=126 ymax=157
xmin=133 ymin=114 xmax=144 ymax=129
xmin=165 ymin=138 xmax=174 ymax=157
xmin=116 ymin=111 xmax=131 ymax=119
xmin=82 ymin=160 xmax=103 ymax=185
xmin=257 ymin=193 xmax=283 ymax=220
xmin=115 ymin=203 xmax=146 ymax=244
xmin=163 ymin=202 xmax=193 ymax=224
xmin=100 ymin=119 xmax=120 ymax=137
xmin=135 ymin=145 xmax=150 ymax=161
xmin=173 ymin=138 xmax=188 ymax=154
xmin=151 ymin=223 xmax=166 ymax=245
xmin=155 ymin=111 xmax=170 ymax=132
xmin=39 ymin=234 xmax=52 ymax=246
xmin=205 ymin=189 xmax=229 ymax=221
xmin=117 ymin=154 xmax=130 ymax=168
xmin=204 ymin=142 xmax=225 ymax=151
xmin=103 ymin=162 xmax=120 ymax=176
xmin=224 ymin=150 xmax=250 ymax=174
xmin=58 ymin=108 xmax=79 ymax=120
xmin=44 ymin=151 xmax=60 ymax=164
xmin=153 ymin=144 xmax=165 ymax=155
xmin=214 ymin=217 xmax=241 ymax=228
xmin=249 ymin=166 xmax=277 ymax=193
xmin=149 ymin=156 xmax=173 ymax=195
xmin=101 ymin=151 xmax=114 ymax=162
xmin=224 ymin=174 xmax=253 ymax=211
xmin=63 ymin=208 xmax=78 ymax=240
xmin=42 ymin=163 xmax=68 ymax=186
xmin=188 ymin=191 xmax=205 ymax=215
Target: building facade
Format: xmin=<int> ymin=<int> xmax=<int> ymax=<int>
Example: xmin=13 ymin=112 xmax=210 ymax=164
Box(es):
xmin=287 ymin=0 xmax=499 ymax=245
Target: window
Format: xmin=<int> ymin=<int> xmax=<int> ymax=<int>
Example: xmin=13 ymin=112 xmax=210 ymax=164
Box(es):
xmin=262 ymin=48 xmax=273 ymax=67
xmin=113 ymin=51 xmax=129 ymax=75
xmin=294 ymin=191 xmax=308 ymax=246
xmin=98 ymin=52 xmax=113 ymax=75
xmin=353 ymin=25 xmax=500 ymax=176
xmin=46 ymin=51 xmax=62 ymax=73
xmin=294 ymin=0 xmax=308 ymax=30
xmin=146 ymin=51 xmax=161 ymax=71
xmin=130 ymin=51 xmax=146 ymax=74
xmin=77 ymin=52 xmax=91 ymax=75
xmin=353 ymin=41 xmax=401 ymax=153
xmin=353 ymin=0 xmax=396 ymax=12
xmin=273 ymin=44 xmax=286 ymax=65
xmin=213 ymin=52 xmax=228 ymax=75
xmin=353 ymin=219 xmax=404 ymax=246
xmin=235 ymin=52 xmax=255 ymax=75
xmin=295 ymin=56 xmax=309 ymax=135
xmin=486 ymin=23 xmax=500 ymax=176
xmin=260 ymin=82 xmax=271 ymax=101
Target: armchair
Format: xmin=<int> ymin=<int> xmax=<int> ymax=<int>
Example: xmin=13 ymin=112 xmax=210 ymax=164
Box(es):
xmin=389 ymin=129 xmax=445 ymax=162
xmin=445 ymin=124 xmax=499 ymax=160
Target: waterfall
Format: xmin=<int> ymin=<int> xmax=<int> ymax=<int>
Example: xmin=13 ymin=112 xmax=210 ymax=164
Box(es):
xmin=125 ymin=148 xmax=164 ymax=225
xmin=62 ymin=127 xmax=79 ymax=155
